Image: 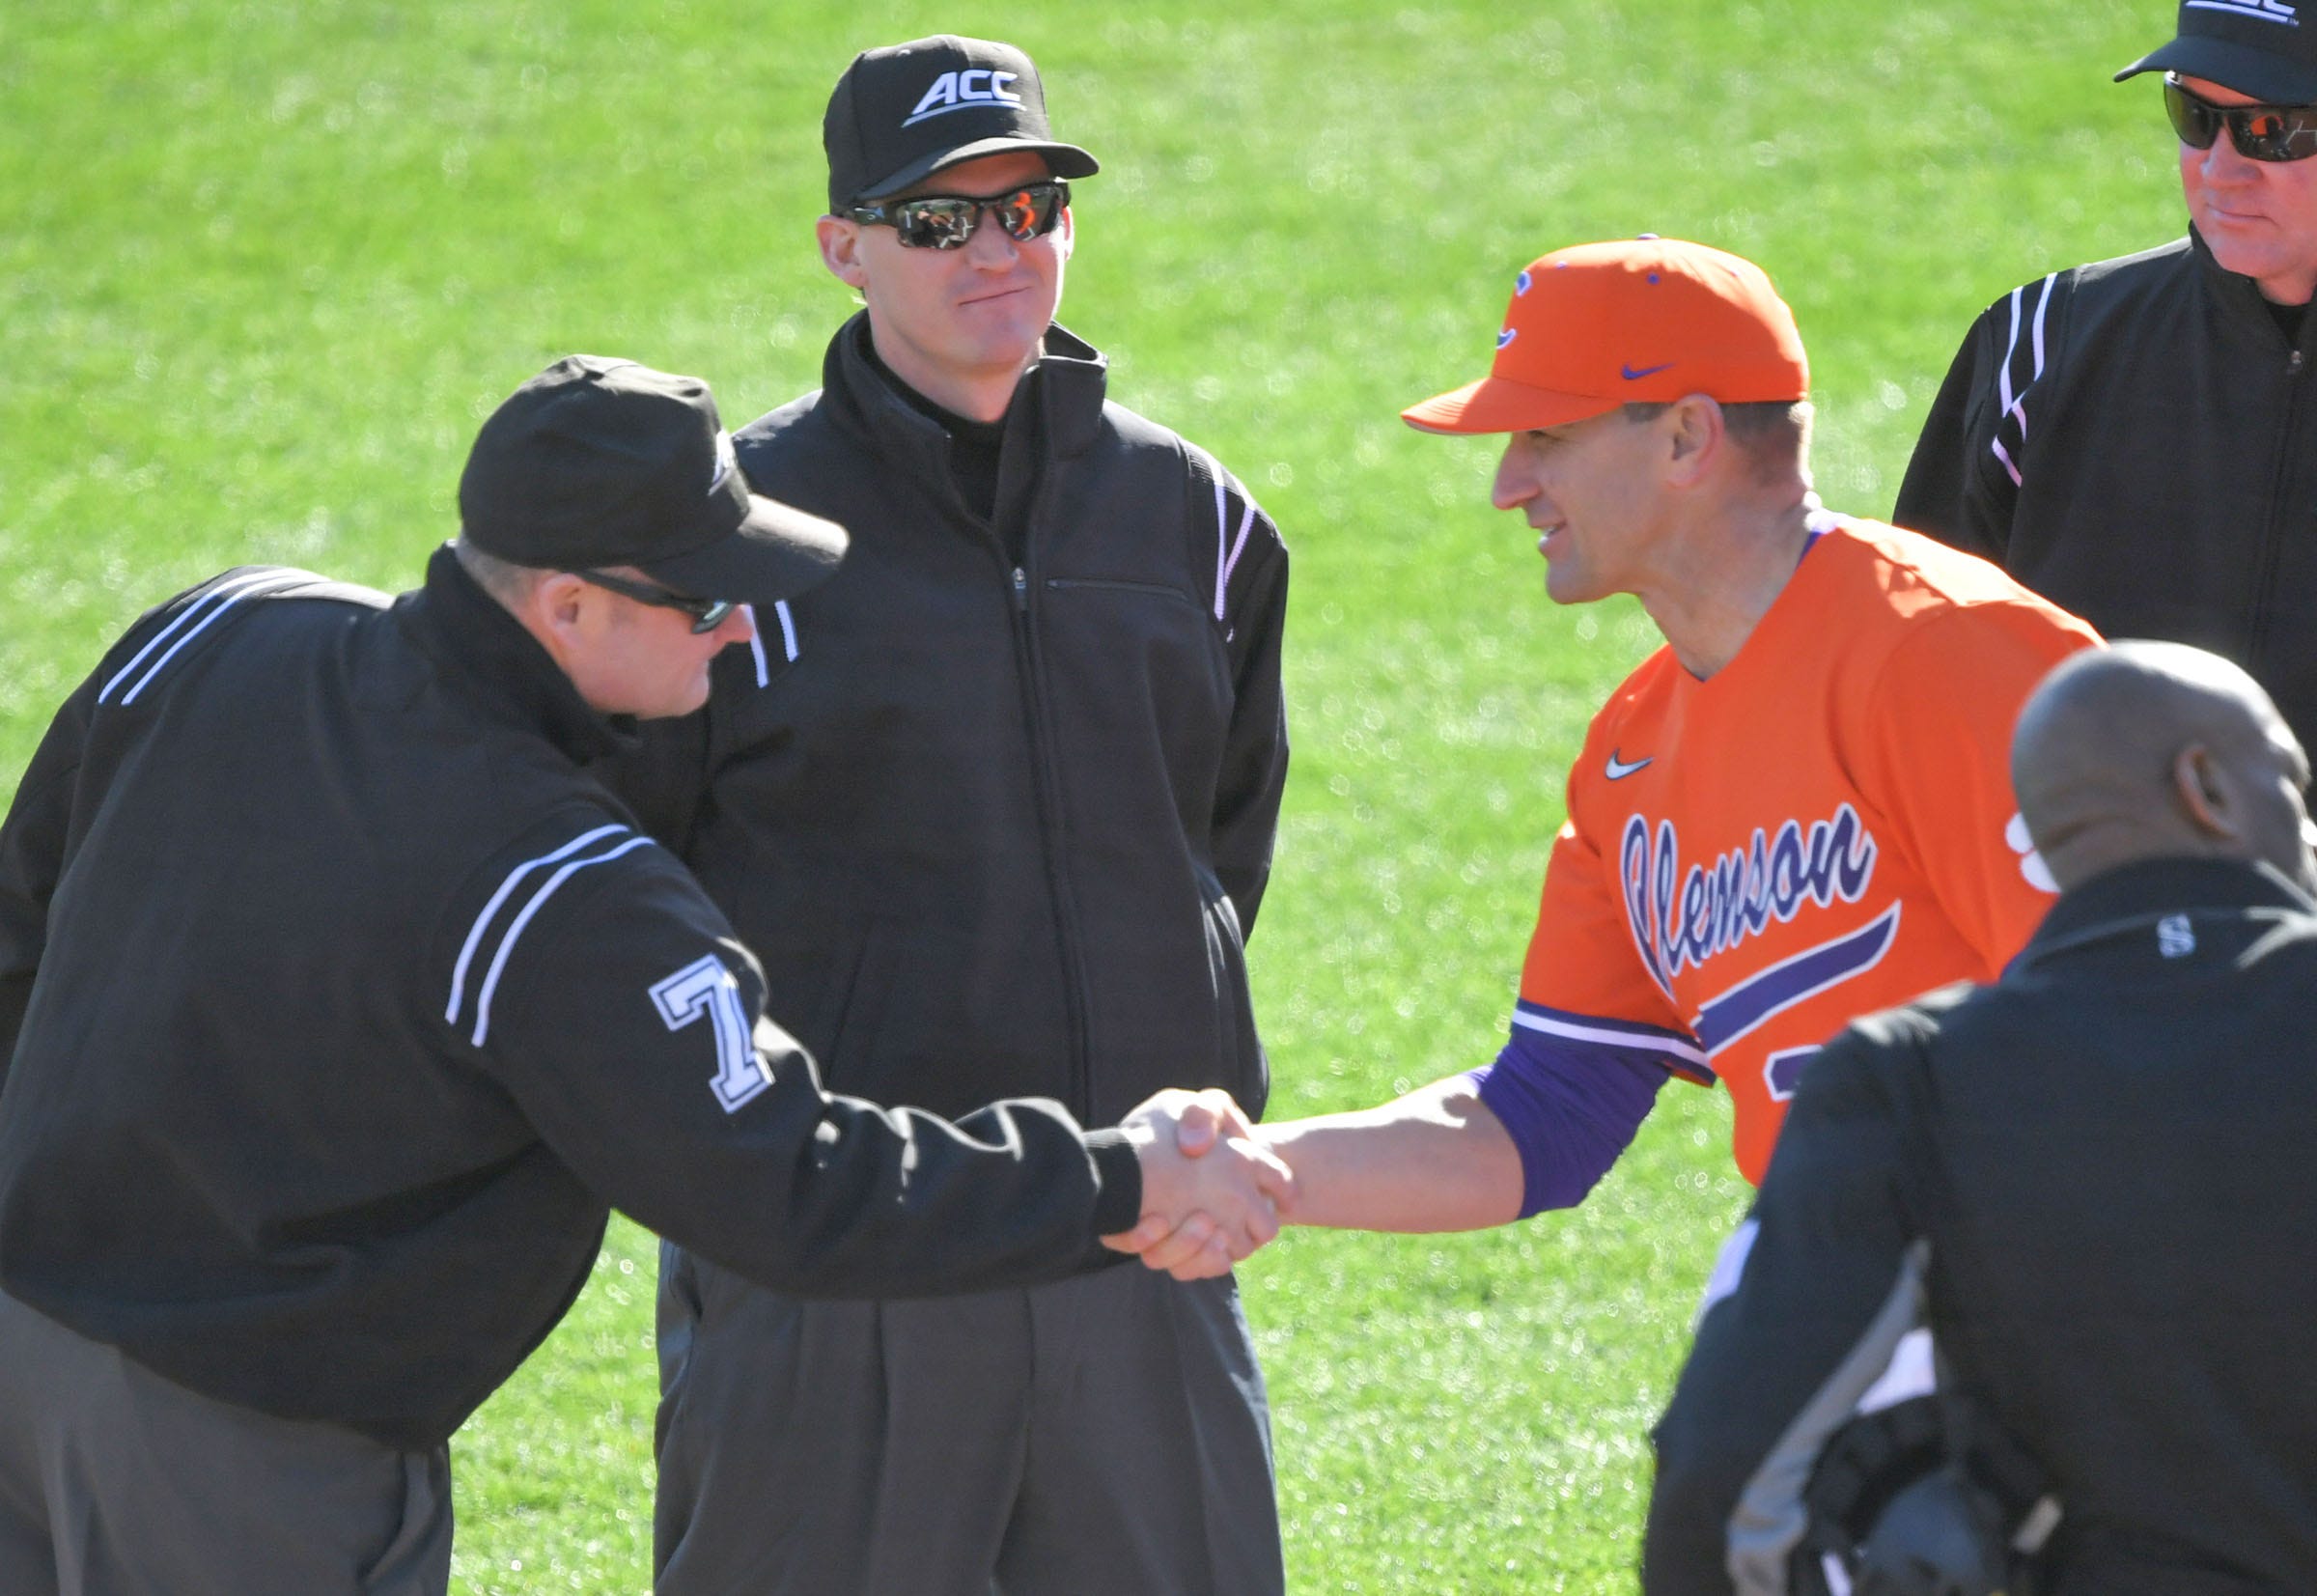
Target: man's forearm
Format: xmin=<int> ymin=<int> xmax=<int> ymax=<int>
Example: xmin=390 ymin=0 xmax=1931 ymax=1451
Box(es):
xmin=1258 ymin=1078 xmax=1523 ymax=1233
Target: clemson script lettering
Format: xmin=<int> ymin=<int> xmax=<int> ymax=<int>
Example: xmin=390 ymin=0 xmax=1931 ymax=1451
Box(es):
xmin=1620 ymin=803 xmax=1878 ymax=994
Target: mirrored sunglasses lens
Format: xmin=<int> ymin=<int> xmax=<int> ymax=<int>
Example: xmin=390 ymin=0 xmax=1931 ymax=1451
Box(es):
xmin=690 ymin=600 xmax=735 ymax=634
xmin=896 ymin=198 xmax=980 ymax=249
xmin=993 ymin=186 xmax=1057 ymax=239
xmin=2234 ymin=106 xmax=2317 ymax=160
xmin=2165 ymin=81 xmax=2220 ymax=149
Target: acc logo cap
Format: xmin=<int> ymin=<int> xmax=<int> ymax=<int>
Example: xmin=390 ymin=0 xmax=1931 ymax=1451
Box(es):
xmin=2115 ymin=0 xmax=2317 ymax=105
xmin=824 ymin=35 xmax=1101 ymax=213
xmin=1401 ymin=237 xmax=1810 ymax=435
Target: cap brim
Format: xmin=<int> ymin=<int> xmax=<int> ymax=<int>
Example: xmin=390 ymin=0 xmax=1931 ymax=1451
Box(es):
xmin=639 ymin=495 xmax=849 ymax=609
xmin=1400 ymin=375 xmax=1619 ymax=435
xmin=854 ymin=138 xmax=1101 ymax=201
xmin=2116 ymin=38 xmax=2317 ymax=102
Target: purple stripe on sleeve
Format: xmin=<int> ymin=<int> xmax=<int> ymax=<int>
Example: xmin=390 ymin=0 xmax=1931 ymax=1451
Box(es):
xmin=1468 ymin=1022 xmax=1667 ymax=1218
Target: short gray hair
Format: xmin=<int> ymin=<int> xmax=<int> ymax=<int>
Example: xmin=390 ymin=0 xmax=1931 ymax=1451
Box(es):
xmin=1621 ymin=398 xmax=1814 ymax=485
xmin=450 ymin=536 xmax=550 ymax=605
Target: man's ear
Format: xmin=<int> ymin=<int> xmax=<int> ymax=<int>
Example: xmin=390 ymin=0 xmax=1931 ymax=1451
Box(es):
xmin=2173 ymin=742 xmax=2241 ymax=841
xmin=1054 ymin=203 xmax=1075 ymax=263
xmin=817 ymin=215 xmax=868 ymax=291
xmin=1663 ymin=394 xmax=1725 ymax=485
xmin=520 ymin=571 xmax=591 ymax=652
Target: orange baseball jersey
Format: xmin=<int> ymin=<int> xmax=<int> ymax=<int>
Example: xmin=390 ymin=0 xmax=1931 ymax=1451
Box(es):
xmin=1517 ymin=514 xmax=2100 ymax=1184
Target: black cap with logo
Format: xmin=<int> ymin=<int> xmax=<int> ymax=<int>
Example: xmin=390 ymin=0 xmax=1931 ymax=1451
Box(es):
xmin=460 ymin=355 xmax=847 ymax=607
xmin=824 ymin=35 xmax=1100 ymax=212
xmin=2117 ymin=0 xmax=2317 ymax=103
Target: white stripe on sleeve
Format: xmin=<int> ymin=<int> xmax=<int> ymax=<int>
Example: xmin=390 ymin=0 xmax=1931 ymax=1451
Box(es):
xmin=466 ymin=833 xmax=656 ymax=1046
xmin=447 ymin=824 xmax=630 ymax=1026
xmin=1510 ymin=1005 xmax=1712 ymax=1069
xmin=741 ymin=604 xmax=769 ymax=687
xmin=98 ymin=571 xmax=312 ymax=706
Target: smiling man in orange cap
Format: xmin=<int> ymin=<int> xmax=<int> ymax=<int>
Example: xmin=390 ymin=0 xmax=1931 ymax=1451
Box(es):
xmin=1129 ymin=237 xmax=2099 ymax=1260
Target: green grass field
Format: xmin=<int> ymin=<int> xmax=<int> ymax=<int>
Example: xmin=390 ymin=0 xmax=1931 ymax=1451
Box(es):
xmin=2 ymin=1 xmax=2183 ymax=1588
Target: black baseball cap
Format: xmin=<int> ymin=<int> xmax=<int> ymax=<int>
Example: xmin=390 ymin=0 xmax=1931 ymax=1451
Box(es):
xmin=824 ymin=35 xmax=1099 ymax=212
xmin=2117 ymin=0 xmax=2317 ymax=103
xmin=460 ymin=355 xmax=846 ymax=607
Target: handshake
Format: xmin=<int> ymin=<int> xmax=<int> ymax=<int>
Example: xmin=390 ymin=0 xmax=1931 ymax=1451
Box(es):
xmin=1100 ymin=1088 xmax=1292 ymax=1282
xmin=1095 ymin=1074 xmax=1528 ymax=1277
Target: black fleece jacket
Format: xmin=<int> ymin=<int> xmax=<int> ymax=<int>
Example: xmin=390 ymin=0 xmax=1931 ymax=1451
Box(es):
xmin=1896 ymin=228 xmax=2317 ymax=749
xmin=618 ymin=316 xmax=1291 ymax=1128
xmin=0 ymin=550 xmax=1140 ymax=1449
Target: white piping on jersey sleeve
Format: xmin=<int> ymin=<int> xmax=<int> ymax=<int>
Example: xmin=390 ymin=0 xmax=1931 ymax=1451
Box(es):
xmin=447 ymin=824 xmax=654 ymax=1046
xmin=1510 ymin=1005 xmax=1712 ymax=1071
xmin=740 ymin=601 xmax=801 ymax=689
xmin=465 ymin=834 xmax=656 ymax=1046
xmin=742 ymin=606 xmax=769 ymax=687
xmin=1988 ymin=273 xmax=2056 ymax=489
xmin=1188 ymin=444 xmax=1262 ymax=623
xmin=99 ymin=571 xmax=320 ymax=706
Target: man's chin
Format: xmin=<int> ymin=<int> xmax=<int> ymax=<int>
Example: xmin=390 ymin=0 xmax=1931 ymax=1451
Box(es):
xmin=632 ymin=683 xmax=712 ymax=722
xmin=1543 ymin=568 xmax=1598 ymax=607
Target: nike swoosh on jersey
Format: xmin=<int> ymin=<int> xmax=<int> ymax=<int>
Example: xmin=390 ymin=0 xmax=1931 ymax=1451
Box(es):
xmin=1605 ymin=750 xmax=1654 ymax=779
xmin=1620 ymin=362 xmax=1674 ymax=380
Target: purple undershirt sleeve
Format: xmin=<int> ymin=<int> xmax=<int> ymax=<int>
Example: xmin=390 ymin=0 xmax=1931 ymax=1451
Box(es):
xmin=1467 ymin=1025 xmax=1668 ymax=1218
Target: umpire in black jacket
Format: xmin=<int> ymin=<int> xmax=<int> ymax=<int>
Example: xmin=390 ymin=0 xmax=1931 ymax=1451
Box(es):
xmin=1644 ymin=639 xmax=2317 ymax=1594
xmin=1894 ymin=1 xmax=2317 ymax=751
xmin=0 ymin=355 xmax=1287 ymax=1596
xmin=631 ymin=36 xmax=1295 ymax=1596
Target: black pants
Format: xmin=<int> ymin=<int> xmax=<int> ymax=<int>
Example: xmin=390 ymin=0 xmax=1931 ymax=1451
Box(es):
xmin=0 ymin=1289 xmax=452 ymax=1596
xmin=654 ymin=1248 xmax=1285 ymax=1596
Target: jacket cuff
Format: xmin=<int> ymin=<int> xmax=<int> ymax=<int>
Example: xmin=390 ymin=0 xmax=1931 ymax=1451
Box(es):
xmin=1083 ymin=1128 xmax=1144 ymax=1237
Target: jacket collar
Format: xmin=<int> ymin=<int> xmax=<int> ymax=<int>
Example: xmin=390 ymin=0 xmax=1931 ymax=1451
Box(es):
xmin=2024 ymin=854 xmax=2317 ymax=958
xmin=822 ymin=311 xmax=1109 ymax=468
xmin=2188 ymin=223 xmax=2315 ymax=350
xmin=395 ymin=545 xmax=634 ymax=765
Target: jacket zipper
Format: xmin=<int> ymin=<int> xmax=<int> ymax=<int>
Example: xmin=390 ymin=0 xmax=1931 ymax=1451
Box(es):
xmin=921 ymin=407 xmax=1096 ymax=1123
xmin=2247 ymin=341 xmax=2307 ymax=664
xmin=1001 ymin=536 xmax=1096 ymax=1120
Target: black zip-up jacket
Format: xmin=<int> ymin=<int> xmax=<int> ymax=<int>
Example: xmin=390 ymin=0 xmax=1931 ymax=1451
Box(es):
xmin=0 ymin=550 xmax=1142 ymax=1450
xmin=1646 ymin=858 xmax=2317 ymax=1594
xmin=621 ymin=317 xmax=1290 ymax=1127
xmin=1894 ymin=228 xmax=2317 ymax=748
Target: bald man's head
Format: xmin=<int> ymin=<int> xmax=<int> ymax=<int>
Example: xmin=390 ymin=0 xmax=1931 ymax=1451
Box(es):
xmin=2012 ymin=641 xmax=2315 ymax=894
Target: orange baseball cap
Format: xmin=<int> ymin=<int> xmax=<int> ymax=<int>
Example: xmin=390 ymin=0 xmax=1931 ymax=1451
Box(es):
xmin=1402 ymin=237 xmax=1810 ymax=434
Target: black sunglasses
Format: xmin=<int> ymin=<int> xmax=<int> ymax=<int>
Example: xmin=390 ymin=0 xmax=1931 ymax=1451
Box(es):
xmin=570 ymin=570 xmax=736 ymax=634
xmin=2164 ymin=74 xmax=2317 ymax=164
xmin=849 ymin=180 xmax=1070 ymax=251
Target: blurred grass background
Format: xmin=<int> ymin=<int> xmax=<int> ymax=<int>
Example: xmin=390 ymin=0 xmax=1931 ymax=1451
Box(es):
xmin=2 ymin=0 xmax=2181 ymax=1588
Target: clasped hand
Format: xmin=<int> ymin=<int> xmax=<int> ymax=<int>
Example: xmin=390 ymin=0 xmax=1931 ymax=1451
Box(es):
xmin=1100 ymin=1088 xmax=1291 ymax=1281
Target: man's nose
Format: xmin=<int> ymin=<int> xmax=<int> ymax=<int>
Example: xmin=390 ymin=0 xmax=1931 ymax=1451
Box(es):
xmin=963 ymin=206 xmax=1023 ymax=263
xmin=2205 ymin=124 xmax=2264 ymax=181
xmin=1492 ymin=443 xmax=1540 ymax=512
